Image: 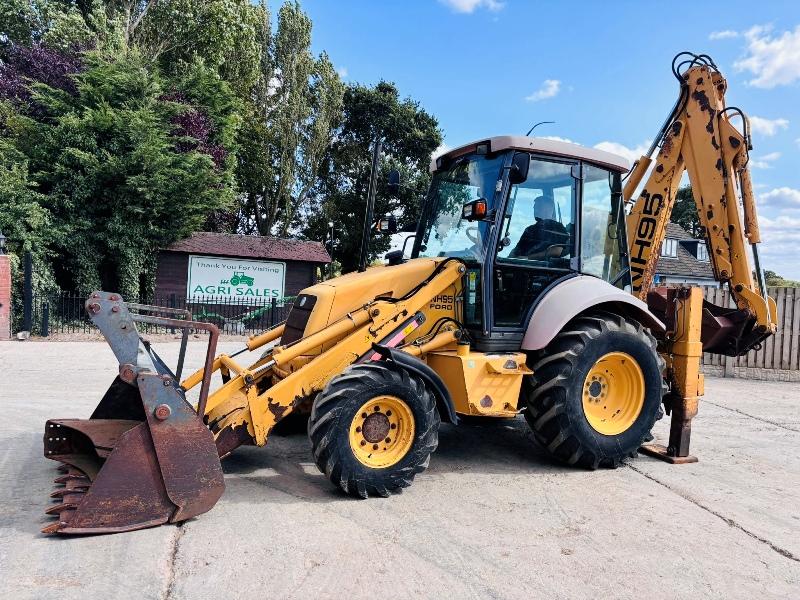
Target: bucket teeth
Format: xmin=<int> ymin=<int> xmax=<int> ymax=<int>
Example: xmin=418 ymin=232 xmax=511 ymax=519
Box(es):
xmin=41 ymin=522 xmax=63 ymax=535
xmin=45 ymin=502 xmax=79 ymax=515
xmin=43 ymin=465 xmax=90 ymax=532
xmin=57 ymin=465 xmax=69 ymax=473
xmin=50 ymin=487 xmax=87 ymax=498
xmin=54 ymin=473 xmax=89 ymax=485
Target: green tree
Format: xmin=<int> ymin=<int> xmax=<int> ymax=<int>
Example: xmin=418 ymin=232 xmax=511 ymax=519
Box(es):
xmin=7 ymin=50 xmax=239 ymax=297
xmin=236 ymin=1 xmax=344 ymax=237
xmin=670 ymin=185 xmax=702 ymax=237
xmin=0 ymin=0 xmax=100 ymax=50
xmin=0 ymin=126 xmax=56 ymax=288
xmin=127 ymin=0 xmax=263 ymax=97
xmin=763 ymin=270 xmax=800 ymax=288
xmin=304 ymin=81 xmax=442 ymax=273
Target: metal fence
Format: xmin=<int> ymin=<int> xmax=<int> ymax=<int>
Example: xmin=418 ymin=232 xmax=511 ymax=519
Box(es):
xmin=18 ymin=291 xmax=293 ymax=337
xmin=702 ymin=286 xmax=800 ymax=372
xmin=15 ymin=287 xmax=800 ymax=371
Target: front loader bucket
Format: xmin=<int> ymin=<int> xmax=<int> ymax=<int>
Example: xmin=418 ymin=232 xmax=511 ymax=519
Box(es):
xmin=41 ymin=292 xmax=225 ymax=535
xmin=43 ymin=375 xmax=224 ymax=534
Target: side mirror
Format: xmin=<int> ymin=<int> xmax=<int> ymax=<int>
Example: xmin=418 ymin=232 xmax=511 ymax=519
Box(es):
xmin=462 ymin=198 xmax=488 ymax=221
xmin=509 ymin=152 xmax=530 ymax=185
xmin=375 ymin=215 xmax=398 ymax=234
xmin=387 ymin=169 xmax=400 ymax=195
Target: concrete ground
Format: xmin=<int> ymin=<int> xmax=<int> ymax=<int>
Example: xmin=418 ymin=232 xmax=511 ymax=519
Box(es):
xmin=1 ymin=340 xmax=798 ymax=600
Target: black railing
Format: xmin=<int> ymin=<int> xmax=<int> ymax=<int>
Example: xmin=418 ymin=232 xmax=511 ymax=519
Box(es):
xmin=16 ymin=291 xmax=294 ymax=337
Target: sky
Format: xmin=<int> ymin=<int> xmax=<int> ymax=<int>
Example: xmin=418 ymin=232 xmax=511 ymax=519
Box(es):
xmin=300 ymin=0 xmax=800 ymax=278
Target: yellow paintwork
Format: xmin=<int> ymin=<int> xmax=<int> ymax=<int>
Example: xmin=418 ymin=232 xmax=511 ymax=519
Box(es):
xmin=425 ymin=348 xmax=531 ymax=417
xmin=581 ymin=352 xmax=645 ymax=435
xmin=667 ymin=287 xmax=705 ymax=402
xmin=349 ymin=395 xmax=414 ymax=468
xmin=181 ymin=258 xmax=469 ymax=447
xmin=178 ymin=61 xmax=780 ymax=465
xmin=625 ymin=64 xmax=777 ymax=335
xmin=246 ymin=323 xmax=285 ymax=352
xmin=295 ymin=258 xmax=462 ymax=355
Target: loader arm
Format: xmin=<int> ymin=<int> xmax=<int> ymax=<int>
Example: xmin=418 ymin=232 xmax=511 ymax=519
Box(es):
xmin=191 ymin=258 xmax=467 ymax=453
xmin=624 ymin=53 xmax=778 ymax=354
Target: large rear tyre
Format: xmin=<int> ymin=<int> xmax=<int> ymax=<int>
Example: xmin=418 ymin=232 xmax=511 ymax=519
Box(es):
xmin=308 ymin=362 xmax=439 ymax=498
xmin=524 ymin=311 xmax=663 ymax=469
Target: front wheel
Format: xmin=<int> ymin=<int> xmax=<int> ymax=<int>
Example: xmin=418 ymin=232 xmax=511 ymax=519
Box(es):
xmin=524 ymin=310 xmax=664 ymax=469
xmin=308 ymin=362 xmax=440 ymax=498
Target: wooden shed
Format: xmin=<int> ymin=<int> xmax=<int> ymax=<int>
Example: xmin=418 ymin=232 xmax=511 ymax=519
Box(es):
xmin=154 ymin=232 xmax=330 ymax=302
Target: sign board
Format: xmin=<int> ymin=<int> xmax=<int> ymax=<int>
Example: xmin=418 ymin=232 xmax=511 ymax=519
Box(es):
xmin=187 ymin=255 xmax=285 ymax=301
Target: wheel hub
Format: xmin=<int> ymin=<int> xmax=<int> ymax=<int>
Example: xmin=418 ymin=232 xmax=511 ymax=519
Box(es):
xmin=582 ymin=352 xmax=645 ymax=436
xmin=349 ymin=395 xmax=415 ymax=468
xmin=362 ymin=412 xmax=390 ymax=443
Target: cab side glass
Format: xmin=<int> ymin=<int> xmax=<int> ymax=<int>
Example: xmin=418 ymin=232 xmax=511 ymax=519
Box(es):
xmin=581 ymin=164 xmax=626 ymax=285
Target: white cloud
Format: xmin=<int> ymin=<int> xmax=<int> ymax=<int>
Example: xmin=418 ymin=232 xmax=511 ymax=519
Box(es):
xmin=525 ymin=79 xmax=561 ymax=102
xmin=750 ymin=151 xmax=781 ymax=169
xmin=593 ymin=140 xmax=651 ymax=163
xmin=709 ymin=30 xmax=739 ymax=40
xmin=439 ymin=0 xmax=504 ymax=13
xmin=539 ymin=135 xmax=575 ymax=143
xmin=796 ymin=137 xmax=800 ymax=147
xmin=336 ymin=66 xmax=348 ymax=79
xmin=734 ymin=25 xmax=800 ymax=88
xmin=432 ymin=143 xmax=451 ymax=158
xmin=756 ymin=213 xmax=800 ymax=278
xmin=748 ymin=115 xmax=790 ymax=136
xmin=759 ymin=186 xmax=800 ymax=209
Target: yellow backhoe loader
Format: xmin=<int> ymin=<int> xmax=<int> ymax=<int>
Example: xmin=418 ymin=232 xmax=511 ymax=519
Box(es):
xmin=42 ymin=52 xmax=778 ymax=535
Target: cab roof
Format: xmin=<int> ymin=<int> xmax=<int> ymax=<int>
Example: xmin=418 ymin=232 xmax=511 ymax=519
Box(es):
xmin=430 ymin=135 xmax=631 ymax=174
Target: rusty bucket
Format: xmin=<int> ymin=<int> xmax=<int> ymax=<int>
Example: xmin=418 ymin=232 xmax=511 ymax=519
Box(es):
xmin=42 ymin=292 xmax=225 ymax=535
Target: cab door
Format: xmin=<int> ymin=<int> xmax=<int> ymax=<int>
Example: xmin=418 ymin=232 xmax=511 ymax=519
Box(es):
xmin=487 ymin=155 xmax=578 ymax=348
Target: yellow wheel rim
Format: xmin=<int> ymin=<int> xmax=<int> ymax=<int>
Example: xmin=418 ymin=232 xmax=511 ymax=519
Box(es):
xmin=582 ymin=352 xmax=645 ymax=436
xmin=349 ymin=395 xmax=415 ymax=468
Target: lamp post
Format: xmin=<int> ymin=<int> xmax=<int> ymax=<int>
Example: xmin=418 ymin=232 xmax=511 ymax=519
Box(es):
xmin=327 ymin=221 xmax=335 ymax=279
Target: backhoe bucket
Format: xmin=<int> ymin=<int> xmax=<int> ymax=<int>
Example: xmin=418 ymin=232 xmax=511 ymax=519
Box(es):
xmin=42 ymin=292 xmax=225 ymax=535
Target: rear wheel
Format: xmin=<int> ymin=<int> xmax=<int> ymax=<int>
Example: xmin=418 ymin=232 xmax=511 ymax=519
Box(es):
xmin=308 ymin=362 xmax=439 ymax=498
xmin=523 ymin=311 xmax=663 ymax=469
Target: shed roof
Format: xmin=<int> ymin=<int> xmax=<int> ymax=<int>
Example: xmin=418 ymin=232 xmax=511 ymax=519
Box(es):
xmin=165 ymin=232 xmax=331 ymax=264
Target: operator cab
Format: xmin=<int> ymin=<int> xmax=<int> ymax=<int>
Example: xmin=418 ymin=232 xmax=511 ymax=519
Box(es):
xmin=412 ymin=136 xmax=631 ymax=351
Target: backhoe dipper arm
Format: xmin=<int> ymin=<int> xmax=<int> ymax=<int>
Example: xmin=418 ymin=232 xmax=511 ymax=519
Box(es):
xmin=624 ymin=53 xmax=777 ymax=342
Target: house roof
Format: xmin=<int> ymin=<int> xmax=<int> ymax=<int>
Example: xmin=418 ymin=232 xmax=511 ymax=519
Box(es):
xmin=664 ymin=222 xmax=697 ymax=241
xmin=656 ymin=223 xmax=715 ymax=279
xmin=165 ymin=232 xmax=331 ymax=264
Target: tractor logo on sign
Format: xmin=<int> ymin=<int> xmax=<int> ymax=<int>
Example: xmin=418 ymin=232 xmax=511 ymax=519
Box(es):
xmin=226 ymin=271 xmax=255 ymax=287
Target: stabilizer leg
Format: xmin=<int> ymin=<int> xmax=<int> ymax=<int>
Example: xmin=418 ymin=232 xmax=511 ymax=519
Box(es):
xmin=640 ymin=287 xmax=703 ymax=464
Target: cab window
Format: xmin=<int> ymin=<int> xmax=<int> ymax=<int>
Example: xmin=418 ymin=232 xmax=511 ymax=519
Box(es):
xmin=580 ymin=164 xmax=627 ymax=286
xmin=496 ymin=158 xmax=575 ymax=269
xmin=493 ymin=157 xmax=577 ymax=328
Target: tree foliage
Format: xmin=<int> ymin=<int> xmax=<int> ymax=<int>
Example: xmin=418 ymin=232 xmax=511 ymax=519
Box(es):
xmin=4 ymin=49 xmax=239 ymax=296
xmin=0 ymin=0 xmax=441 ymax=301
xmin=236 ymin=1 xmax=345 ymax=237
xmin=304 ymin=81 xmax=442 ymax=273
xmin=670 ymin=185 xmax=702 ymax=237
xmin=763 ymin=270 xmax=800 ymax=288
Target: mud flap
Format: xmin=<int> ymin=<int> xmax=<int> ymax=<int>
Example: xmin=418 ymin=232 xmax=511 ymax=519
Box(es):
xmin=42 ymin=371 xmax=225 ymax=535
